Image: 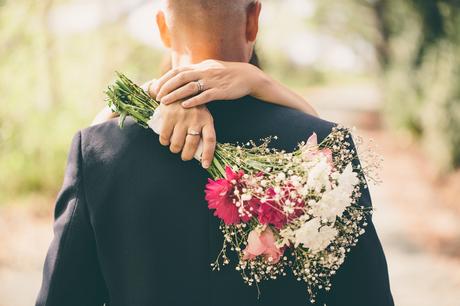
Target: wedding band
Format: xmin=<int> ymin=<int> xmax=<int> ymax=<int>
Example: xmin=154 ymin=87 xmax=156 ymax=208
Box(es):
xmin=196 ymin=80 xmax=204 ymax=94
xmin=187 ymin=129 xmax=201 ymax=136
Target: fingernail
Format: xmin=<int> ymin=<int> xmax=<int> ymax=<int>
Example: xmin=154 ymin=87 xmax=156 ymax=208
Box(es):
xmin=202 ymin=160 xmax=210 ymax=169
xmin=182 ymin=102 xmax=190 ymax=107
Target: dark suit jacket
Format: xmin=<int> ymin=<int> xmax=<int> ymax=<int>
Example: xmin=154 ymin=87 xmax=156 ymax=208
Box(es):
xmin=36 ymin=97 xmax=394 ymax=306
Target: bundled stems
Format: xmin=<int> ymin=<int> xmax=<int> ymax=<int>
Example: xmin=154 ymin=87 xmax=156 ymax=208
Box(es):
xmin=106 ymin=72 xmax=227 ymax=179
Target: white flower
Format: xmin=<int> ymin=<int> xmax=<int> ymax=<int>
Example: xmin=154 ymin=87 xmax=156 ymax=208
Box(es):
xmin=276 ymin=172 xmax=286 ymax=182
xmin=290 ymin=175 xmax=302 ymax=187
xmin=299 ymin=184 xmax=310 ymax=197
xmin=294 ymin=218 xmax=320 ymax=247
xmin=310 ymin=163 xmax=359 ymax=222
xmin=294 ymin=218 xmax=338 ymax=252
xmin=310 ymin=187 xmax=352 ymax=222
xmin=306 ymin=157 xmax=332 ymax=192
xmin=277 ymin=227 xmax=296 ymax=248
xmin=241 ymin=194 xmax=252 ymax=201
xmin=337 ymin=163 xmax=360 ymax=193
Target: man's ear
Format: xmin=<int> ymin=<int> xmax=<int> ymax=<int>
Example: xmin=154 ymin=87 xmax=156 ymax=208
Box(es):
xmin=156 ymin=10 xmax=172 ymax=48
xmin=246 ymin=1 xmax=262 ymax=42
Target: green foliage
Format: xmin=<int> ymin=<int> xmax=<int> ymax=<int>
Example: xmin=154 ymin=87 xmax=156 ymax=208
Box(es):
xmin=381 ymin=0 xmax=460 ymax=172
xmin=314 ymin=0 xmax=460 ymax=173
xmin=0 ymin=1 xmax=164 ymax=203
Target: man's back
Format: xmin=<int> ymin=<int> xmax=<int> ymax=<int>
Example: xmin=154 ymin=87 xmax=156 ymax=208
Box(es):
xmin=37 ymin=97 xmax=393 ymax=306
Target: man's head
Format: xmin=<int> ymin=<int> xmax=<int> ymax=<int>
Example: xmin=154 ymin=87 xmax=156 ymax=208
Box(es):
xmin=157 ymin=0 xmax=262 ymax=67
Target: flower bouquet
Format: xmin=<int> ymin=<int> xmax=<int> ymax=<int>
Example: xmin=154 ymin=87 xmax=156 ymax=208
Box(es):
xmin=106 ymin=72 xmax=377 ymax=303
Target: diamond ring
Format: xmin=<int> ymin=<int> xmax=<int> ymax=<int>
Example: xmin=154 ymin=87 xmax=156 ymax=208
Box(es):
xmin=196 ymin=80 xmax=205 ymax=94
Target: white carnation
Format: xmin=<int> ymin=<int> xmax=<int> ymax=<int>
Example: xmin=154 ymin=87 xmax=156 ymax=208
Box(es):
xmin=294 ymin=218 xmax=338 ymax=253
xmin=310 ymin=163 xmax=360 ymax=222
xmin=337 ymin=163 xmax=360 ymax=193
xmin=306 ymin=157 xmax=332 ymax=192
xmin=310 ymin=188 xmax=349 ymax=222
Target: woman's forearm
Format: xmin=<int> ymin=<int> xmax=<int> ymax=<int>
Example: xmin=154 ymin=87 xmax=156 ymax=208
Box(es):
xmin=153 ymin=60 xmax=319 ymax=117
xmin=250 ymin=67 xmax=319 ymax=117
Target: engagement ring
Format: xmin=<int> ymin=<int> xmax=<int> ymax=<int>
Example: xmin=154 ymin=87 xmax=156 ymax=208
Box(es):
xmin=196 ymin=80 xmax=205 ymax=94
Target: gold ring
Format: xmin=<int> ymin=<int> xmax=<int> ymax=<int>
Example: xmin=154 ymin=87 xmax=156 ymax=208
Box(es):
xmin=187 ymin=129 xmax=201 ymax=136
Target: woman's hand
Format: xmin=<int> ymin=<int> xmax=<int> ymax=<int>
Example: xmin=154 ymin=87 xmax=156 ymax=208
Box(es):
xmin=153 ymin=60 xmax=262 ymax=108
xmin=153 ymin=59 xmax=319 ymax=116
xmin=156 ymin=102 xmax=216 ymax=169
xmin=145 ymin=79 xmax=216 ymax=168
xmin=92 ymin=79 xmax=217 ymax=169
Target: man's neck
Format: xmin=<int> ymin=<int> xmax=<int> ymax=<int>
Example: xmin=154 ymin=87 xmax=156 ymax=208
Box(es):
xmin=171 ymin=48 xmax=250 ymax=67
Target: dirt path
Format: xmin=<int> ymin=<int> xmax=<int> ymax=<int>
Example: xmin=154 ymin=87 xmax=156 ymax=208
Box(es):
xmin=366 ymin=130 xmax=460 ymax=306
xmin=0 ymin=199 xmax=52 ymax=306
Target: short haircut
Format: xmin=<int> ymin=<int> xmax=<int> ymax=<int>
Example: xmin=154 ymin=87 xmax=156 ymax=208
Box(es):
xmin=164 ymin=0 xmax=255 ymax=30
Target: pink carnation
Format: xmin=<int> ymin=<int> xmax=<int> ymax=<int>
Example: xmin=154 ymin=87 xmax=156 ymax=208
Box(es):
xmin=243 ymin=227 xmax=283 ymax=264
xmin=205 ymin=166 xmax=253 ymax=225
xmin=205 ymin=178 xmax=239 ymax=225
xmin=257 ymin=199 xmax=287 ymax=229
xmin=304 ymin=133 xmax=333 ymax=165
xmin=241 ymin=198 xmax=260 ymax=222
xmin=257 ymin=187 xmax=305 ymax=229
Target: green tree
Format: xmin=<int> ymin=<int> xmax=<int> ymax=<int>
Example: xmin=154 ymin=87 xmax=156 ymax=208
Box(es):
xmin=314 ymin=0 xmax=460 ymax=173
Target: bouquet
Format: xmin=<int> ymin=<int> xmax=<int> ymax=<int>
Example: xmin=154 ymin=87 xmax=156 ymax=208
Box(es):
xmin=106 ymin=72 xmax=379 ymax=303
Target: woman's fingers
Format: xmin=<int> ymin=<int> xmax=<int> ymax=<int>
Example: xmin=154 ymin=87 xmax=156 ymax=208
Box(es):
xmin=153 ymin=67 xmax=188 ymax=95
xmin=181 ymin=89 xmax=219 ymax=108
xmin=181 ymin=129 xmax=202 ymax=161
xmin=201 ymin=123 xmax=217 ymax=169
xmin=141 ymin=79 xmax=158 ymax=98
xmin=157 ymin=71 xmax=200 ymax=102
xmin=159 ymin=117 xmax=175 ymax=146
xmin=169 ymin=125 xmax=187 ymax=154
xmin=161 ymin=81 xmax=202 ymax=105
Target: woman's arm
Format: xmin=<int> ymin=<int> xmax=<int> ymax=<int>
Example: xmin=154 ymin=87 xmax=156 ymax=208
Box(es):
xmin=153 ymin=59 xmax=318 ymax=116
xmin=92 ymin=60 xmax=318 ymax=167
xmin=250 ymin=71 xmax=319 ymax=116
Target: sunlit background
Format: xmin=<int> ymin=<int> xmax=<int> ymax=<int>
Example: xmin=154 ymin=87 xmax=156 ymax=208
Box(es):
xmin=1 ymin=0 xmax=460 ymax=305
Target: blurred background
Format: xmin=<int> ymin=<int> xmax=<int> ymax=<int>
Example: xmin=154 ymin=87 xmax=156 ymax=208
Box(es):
xmin=1 ymin=0 xmax=460 ymax=305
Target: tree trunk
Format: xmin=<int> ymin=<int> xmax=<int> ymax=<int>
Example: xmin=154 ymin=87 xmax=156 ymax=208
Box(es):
xmin=370 ymin=0 xmax=391 ymax=70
